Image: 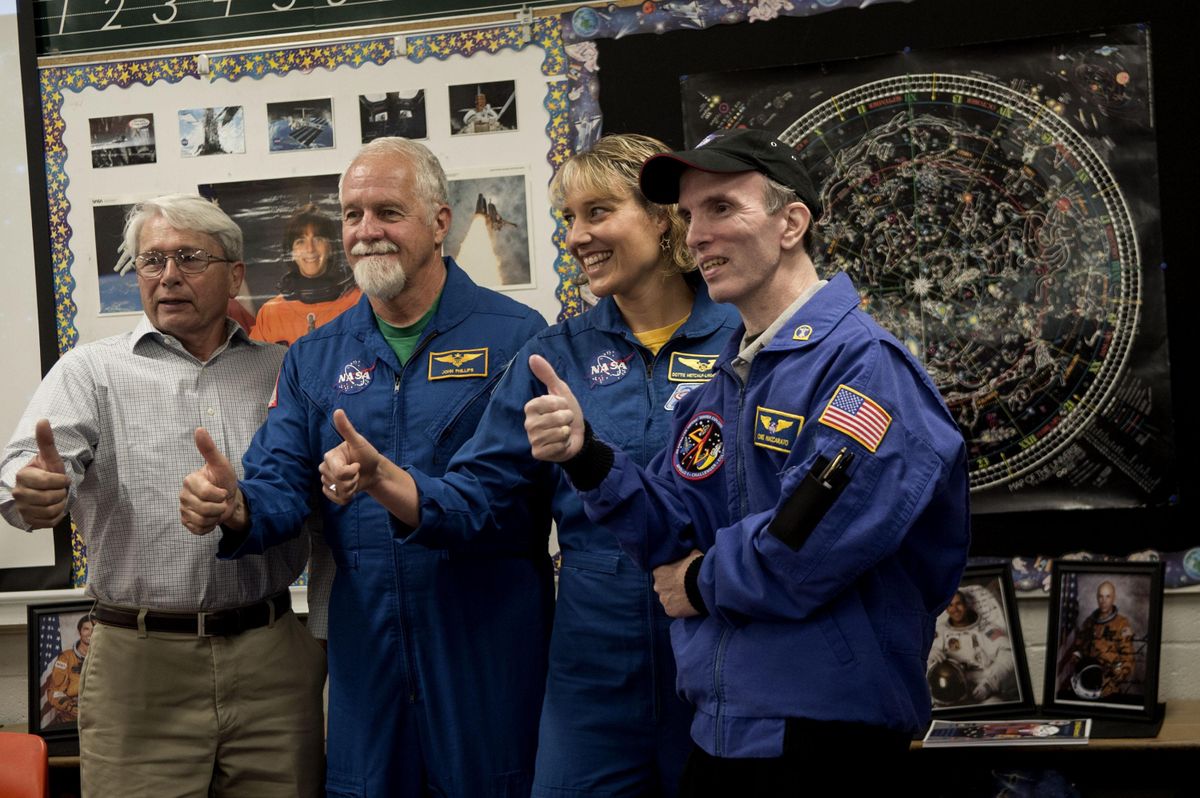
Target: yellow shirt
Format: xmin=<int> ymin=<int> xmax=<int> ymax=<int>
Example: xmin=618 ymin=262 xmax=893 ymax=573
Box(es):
xmin=633 ymin=316 xmax=689 ymax=355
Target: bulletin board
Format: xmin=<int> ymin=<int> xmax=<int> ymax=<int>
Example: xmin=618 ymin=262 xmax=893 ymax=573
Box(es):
xmin=13 ymin=6 xmax=583 ymax=586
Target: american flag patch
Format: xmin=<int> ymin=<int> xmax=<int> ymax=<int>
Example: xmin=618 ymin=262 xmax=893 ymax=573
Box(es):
xmin=818 ymin=385 xmax=891 ymax=451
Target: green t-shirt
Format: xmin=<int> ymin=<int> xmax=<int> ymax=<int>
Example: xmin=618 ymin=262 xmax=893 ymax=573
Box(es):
xmin=375 ymin=294 xmax=441 ymax=365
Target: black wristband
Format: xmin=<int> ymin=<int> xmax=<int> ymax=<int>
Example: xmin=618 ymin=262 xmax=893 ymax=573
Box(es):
xmin=683 ymin=553 xmax=709 ymax=617
xmin=561 ymin=421 xmax=615 ymax=491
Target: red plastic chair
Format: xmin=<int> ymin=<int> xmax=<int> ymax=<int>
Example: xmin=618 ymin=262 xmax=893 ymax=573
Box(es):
xmin=0 ymin=732 xmax=49 ymax=798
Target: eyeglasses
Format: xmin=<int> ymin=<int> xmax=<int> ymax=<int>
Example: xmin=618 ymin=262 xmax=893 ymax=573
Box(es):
xmin=133 ymin=249 xmax=229 ymax=277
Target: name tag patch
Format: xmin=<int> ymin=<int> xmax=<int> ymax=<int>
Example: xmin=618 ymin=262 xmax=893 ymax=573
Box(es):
xmin=668 ymin=352 xmax=719 ymax=382
xmin=753 ymin=406 xmax=804 ymax=453
xmin=335 ymin=359 xmax=376 ymax=394
xmin=428 ymin=348 xmax=489 ymax=380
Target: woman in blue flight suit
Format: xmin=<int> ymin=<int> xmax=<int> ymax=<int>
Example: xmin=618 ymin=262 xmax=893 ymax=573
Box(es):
xmin=323 ymin=134 xmax=739 ymax=797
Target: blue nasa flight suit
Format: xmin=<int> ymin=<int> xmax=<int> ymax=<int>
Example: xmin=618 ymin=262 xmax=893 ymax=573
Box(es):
xmin=407 ymin=285 xmax=739 ymax=796
xmin=221 ymin=259 xmax=553 ymax=798
xmin=575 ymin=273 xmax=971 ymax=758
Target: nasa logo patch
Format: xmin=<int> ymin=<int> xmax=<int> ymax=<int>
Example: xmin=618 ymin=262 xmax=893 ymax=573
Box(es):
xmin=673 ymin=411 xmax=726 ymax=481
xmin=588 ymin=349 xmax=635 ymax=387
xmin=335 ymin=359 xmax=376 ymax=395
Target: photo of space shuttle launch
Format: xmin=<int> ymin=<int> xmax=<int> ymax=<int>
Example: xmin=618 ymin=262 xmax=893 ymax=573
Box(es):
xmin=443 ymin=172 xmax=532 ymax=290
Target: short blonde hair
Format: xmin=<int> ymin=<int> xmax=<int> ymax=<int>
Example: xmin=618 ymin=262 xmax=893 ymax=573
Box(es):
xmin=550 ymin=133 xmax=693 ymax=277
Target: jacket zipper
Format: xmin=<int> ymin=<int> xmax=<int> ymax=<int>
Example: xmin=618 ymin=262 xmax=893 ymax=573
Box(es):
xmin=393 ymin=330 xmax=439 ymax=703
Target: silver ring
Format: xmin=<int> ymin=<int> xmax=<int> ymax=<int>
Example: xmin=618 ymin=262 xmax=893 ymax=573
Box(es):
xmin=327 ymin=484 xmax=337 ymax=493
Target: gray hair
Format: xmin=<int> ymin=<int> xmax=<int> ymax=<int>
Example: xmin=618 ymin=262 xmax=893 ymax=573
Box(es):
xmin=340 ymin=137 xmax=449 ymax=221
xmin=123 ymin=193 xmax=243 ymax=262
xmin=761 ymin=174 xmax=819 ymax=256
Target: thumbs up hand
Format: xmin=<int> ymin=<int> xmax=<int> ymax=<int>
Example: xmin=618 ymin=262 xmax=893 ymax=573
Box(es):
xmin=179 ymin=428 xmax=246 ymax=535
xmin=524 ymin=355 xmax=585 ymax=463
xmin=319 ymin=409 xmax=383 ymax=506
xmin=11 ymin=419 xmax=72 ymax=528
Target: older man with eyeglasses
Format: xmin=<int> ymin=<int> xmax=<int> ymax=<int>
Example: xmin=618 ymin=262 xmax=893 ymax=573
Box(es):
xmin=0 ymin=193 xmax=325 ymax=797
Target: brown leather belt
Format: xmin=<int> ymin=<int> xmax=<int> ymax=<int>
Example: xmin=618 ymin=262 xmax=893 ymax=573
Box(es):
xmin=93 ymin=591 xmax=291 ymax=638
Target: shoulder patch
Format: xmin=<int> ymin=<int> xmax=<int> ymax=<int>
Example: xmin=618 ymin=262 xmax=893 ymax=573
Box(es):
xmin=818 ymin=384 xmax=892 ymax=452
xmin=668 ymin=352 xmax=719 ymax=382
xmin=335 ymin=359 xmax=376 ymax=394
xmin=673 ymin=411 xmax=726 ymax=481
xmin=753 ymin=406 xmax=804 ymax=453
xmin=428 ymin=348 xmax=489 ymax=380
xmin=54 ymin=660 xmax=67 ymax=670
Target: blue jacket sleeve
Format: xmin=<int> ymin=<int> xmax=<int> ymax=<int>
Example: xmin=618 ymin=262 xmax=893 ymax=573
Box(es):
xmin=401 ymin=337 xmax=556 ymax=551
xmin=219 ymin=348 xmax=319 ymax=558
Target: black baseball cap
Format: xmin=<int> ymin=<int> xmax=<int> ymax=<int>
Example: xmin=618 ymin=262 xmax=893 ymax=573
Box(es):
xmin=639 ymin=129 xmax=821 ymax=218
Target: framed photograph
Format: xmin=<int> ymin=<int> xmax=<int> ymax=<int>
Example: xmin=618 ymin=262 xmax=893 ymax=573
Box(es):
xmin=1044 ymin=560 xmax=1164 ymax=720
xmin=448 ymin=80 xmax=517 ymax=136
xmin=88 ymin=113 xmax=156 ymax=168
xmin=360 ymin=90 xmax=427 ymax=142
xmin=92 ymin=201 xmax=140 ymax=315
xmin=198 ymin=173 xmax=343 ymax=313
xmin=178 ymin=106 xmax=246 ymax=157
xmin=927 ymin=564 xmax=1035 ymax=718
xmin=266 ymin=98 xmax=334 ymax=152
xmin=27 ymin=600 xmax=96 ymax=747
xmin=444 ymin=168 xmax=534 ymax=291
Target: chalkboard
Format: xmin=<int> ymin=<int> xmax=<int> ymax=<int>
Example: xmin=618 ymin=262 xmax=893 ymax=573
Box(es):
xmin=28 ymin=0 xmax=562 ymax=57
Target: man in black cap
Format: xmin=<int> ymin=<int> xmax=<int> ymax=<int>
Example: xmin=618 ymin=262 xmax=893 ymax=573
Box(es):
xmin=525 ymin=129 xmax=970 ymax=793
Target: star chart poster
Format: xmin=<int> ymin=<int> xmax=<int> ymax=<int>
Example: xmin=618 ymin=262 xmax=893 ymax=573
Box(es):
xmin=681 ymin=26 xmax=1173 ymax=513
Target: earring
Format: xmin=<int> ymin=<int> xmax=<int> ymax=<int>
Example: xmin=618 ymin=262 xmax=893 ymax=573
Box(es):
xmin=660 ymin=234 xmax=670 ymax=252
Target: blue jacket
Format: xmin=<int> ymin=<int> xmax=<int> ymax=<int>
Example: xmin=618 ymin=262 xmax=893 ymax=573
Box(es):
xmin=578 ymin=273 xmax=971 ymax=758
xmin=222 ymin=259 xmax=552 ymax=797
xmin=407 ymin=286 xmax=739 ymax=796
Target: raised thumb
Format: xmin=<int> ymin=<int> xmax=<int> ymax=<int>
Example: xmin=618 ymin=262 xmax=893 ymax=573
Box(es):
xmin=529 ymin=354 xmax=567 ymax=397
xmin=194 ymin=427 xmax=230 ymax=473
xmin=34 ymin=419 xmax=65 ymax=474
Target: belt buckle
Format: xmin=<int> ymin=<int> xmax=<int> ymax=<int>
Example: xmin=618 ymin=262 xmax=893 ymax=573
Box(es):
xmin=197 ymin=611 xmax=216 ymax=638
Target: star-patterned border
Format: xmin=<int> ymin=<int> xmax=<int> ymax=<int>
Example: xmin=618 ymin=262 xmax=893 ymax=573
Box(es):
xmin=38 ymin=20 xmax=571 ymax=587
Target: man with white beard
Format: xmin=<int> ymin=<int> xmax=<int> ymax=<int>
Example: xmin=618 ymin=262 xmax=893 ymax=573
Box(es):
xmin=179 ymin=138 xmax=552 ymax=798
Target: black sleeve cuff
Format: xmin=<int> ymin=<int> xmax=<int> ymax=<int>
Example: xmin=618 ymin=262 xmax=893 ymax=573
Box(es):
xmin=683 ymin=554 xmax=709 ymax=617
xmin=217 ymin=524 xmax=251 ymax=557
xmin=560 ymin=421 xmax=614 ymax=491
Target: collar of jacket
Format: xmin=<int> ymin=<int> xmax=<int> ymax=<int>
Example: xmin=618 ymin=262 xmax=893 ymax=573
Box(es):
xmin=586 ymin=281 xmax=732 ymax=344
xmin=340 ymin=256 xmax=481 ymax=372
xmin=716 ymin=271 xmax=861 ymax=369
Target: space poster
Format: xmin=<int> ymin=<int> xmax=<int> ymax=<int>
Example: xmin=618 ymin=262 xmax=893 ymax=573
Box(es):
xmin=680 ymin=25 xmax=1173 ymax=514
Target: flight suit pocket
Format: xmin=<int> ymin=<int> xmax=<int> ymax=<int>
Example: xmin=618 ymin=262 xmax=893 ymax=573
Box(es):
xmin=882 ymin=606 xmax=929 ymax=656
xmin=325 ymin=769 xmax=366 ymax=798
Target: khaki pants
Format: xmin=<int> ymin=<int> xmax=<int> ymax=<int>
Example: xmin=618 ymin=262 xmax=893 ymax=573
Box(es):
xmin=79 ymin=609 xmax=326 ymax=798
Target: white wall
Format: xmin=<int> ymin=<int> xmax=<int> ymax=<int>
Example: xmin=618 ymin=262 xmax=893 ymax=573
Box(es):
xmin=0 ymin=1 xmax=57 ymax=570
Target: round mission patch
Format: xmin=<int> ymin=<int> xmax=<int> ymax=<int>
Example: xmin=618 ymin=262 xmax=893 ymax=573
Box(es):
xmin=673 ymin=411 xmax=726 ymax=481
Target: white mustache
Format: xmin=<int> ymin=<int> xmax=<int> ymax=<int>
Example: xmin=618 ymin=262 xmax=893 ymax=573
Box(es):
xmin=351 ymin=240 xmax=400 ymax=256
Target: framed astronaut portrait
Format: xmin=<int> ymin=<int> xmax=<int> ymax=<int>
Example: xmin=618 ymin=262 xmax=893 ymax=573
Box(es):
xmin=27 ymin=600 xmax=95 ymax=751
xmin=927 ymin=564 xmax=1034 ymax=719
xmin=1044 ymin=561 xmax=1164 ymax=721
